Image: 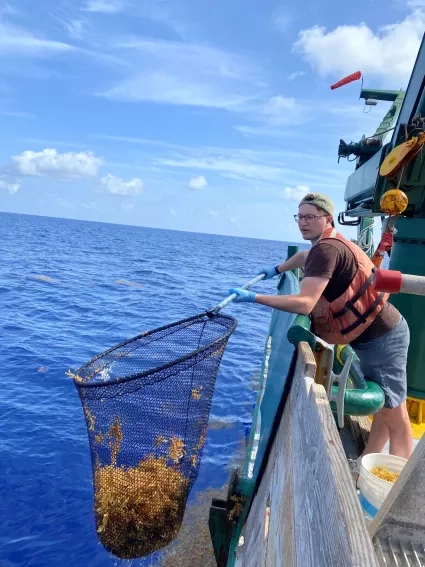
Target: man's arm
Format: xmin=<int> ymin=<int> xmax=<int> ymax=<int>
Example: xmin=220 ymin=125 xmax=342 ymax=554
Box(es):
xmin=276 ymin=250 xmax=309 ymax=273
xmin=255 ymin=276 xmax=329 ymax=315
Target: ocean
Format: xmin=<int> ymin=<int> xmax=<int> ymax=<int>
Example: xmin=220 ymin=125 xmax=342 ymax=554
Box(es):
xmin=0 ymin=212 xmax=299 ymax=567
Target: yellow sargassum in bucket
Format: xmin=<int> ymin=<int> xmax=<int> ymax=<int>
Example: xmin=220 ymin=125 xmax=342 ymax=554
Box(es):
xmin=370 ymin=465 xmax=400 ymax=483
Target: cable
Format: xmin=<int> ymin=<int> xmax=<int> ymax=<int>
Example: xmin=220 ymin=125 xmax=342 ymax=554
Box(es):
xmin=357 ymin=218 xmax=376 ymax=256
xmin=364 ymin=126 xmax=395 ymax=141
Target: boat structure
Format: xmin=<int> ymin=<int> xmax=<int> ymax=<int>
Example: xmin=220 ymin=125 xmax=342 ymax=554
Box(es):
xmin=207 ymin=34 xmax=425 ymax=567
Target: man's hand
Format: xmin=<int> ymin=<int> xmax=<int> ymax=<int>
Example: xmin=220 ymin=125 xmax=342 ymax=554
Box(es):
xmin=228 ymin=288 xmax=257 ymax=303
xmin=257 ymin=266 xmax=279 ymax=280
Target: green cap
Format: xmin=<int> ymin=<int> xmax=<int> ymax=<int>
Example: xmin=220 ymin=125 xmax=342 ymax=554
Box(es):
xmin=299 ymin=192 xmax=334 ymax=216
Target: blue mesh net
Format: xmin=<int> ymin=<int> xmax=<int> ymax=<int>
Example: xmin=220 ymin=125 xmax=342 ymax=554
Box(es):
xmin=71 ymin=312 xmax=237 ymax=559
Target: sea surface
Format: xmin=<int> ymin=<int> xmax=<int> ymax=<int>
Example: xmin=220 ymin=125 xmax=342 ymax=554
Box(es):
xmin=0 ymin=212 xmax=301 ymax=567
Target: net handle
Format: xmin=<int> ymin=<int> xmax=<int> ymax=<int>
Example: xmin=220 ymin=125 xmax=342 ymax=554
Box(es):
xmin=206 ymin=274 xmax=265 ymax=317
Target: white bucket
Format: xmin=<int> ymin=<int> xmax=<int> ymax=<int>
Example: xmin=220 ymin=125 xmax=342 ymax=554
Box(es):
xmin=358 ymin=453 xmax=407 ymax=522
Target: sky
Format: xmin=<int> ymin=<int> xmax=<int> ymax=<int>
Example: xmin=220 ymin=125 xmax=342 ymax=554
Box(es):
xmin=0 ymin=0 xmax=424 ymax=241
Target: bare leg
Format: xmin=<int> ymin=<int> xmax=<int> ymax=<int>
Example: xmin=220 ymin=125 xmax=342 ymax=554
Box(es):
xmin=362 ymin=402 xmax=413 ymax=459
xmin=387 ymin=402 xmax=413 ymax=459
xmin=362 ymin=411 xmax=390 ymax=456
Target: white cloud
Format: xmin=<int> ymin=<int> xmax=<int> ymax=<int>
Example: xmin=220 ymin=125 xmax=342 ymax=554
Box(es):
xmin=57 ymin=198 xmax=75 ymax=208
xmin=62 ymin=19 xmax=87 ymax=42
xmin=188 ymin=175 xmax=207 ymax=190
xmin=0 ymin=179 xmax=20 ymax=194
xmin=273 ymin=8 xmax=293 ymax=33
xmin=100 ymin=174 xmax=143 ymax=196
xmin=234 ymin=125 xmax=290 ymax=138
xmin=22 ymin=138 xmax=88 ymax=148
xmin=83 ymin=0 xmax=127 ymax=13
xmin=98 ymin=38 xmax=260 ymax=111
xmin=170 ymin=208 xmax=177 ymax=216
xmin=293 ymin=9 xmax=425 ymax=84
xmin=90 ymin=133 xmax=187 ymax=150
xmin=135 ymin=1 xmax=190 ymax=38
xmin=82 ymin=201 xmax=98 ymax=209
xmin=0 ymin=110 xmax=37 ymax=119
xmin=0 ymin=3 xmax=22 ymax=17
xmin=12 ymin=148 xmax=102 ymax=179
xmin=288 ymin=71 xmax=306 ymax=81
xmin=262 ymin=95 xmax=303 ymax=126
xmin=100 ymin=74 xmax=253 ymax=112
xmin=91 ymin=135 xmax=344 ymax=190
xmin=158 ymin=156 xmax=286 ymax=183
xmin=0 ymin=22 xmax=75 ymax=57
xmin=209 ymin=210 xmax=218 ymax=217
xmin=233 ymin=94 xmax=305 ymax=137
xmin=281 ymin=185 xmax=310 ymax=201
xmin=229 ymin=215 xmax=239 ymax=224
xmin=121 ymin=201 xmax=134 ymax=210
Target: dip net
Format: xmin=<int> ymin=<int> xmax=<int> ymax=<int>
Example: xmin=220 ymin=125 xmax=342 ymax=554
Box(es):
xmin=70 ymin=312 xmax=237 ymax=560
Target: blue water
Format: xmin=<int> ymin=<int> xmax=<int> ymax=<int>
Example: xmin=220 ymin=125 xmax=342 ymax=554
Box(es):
xmin=0 ymin=212 xmax=296 ymax=567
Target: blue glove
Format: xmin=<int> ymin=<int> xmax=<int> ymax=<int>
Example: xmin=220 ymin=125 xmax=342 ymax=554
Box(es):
xmin=228 ymin=288 xmax=256 ymax=303
xmin=257 ymin=266 xmax=279 ymax=280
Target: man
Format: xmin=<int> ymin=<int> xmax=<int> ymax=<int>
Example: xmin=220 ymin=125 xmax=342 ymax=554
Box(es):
xmin=229 ymin=192 xmax=412 ymax=462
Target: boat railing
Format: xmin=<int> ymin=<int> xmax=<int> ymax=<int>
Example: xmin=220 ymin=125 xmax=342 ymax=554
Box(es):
xmin=209 ymin=249 xmax=425 ymax=566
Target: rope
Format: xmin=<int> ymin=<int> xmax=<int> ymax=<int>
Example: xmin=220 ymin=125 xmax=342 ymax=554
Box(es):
xmin=357 ymin=219 xmax=376 ymax=256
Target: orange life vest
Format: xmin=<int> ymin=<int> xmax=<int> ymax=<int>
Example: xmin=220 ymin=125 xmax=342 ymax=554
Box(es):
xmin=309 ymin=227 xmax=389 ymax=345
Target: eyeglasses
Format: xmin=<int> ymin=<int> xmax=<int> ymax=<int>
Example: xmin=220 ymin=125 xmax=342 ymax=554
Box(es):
xmin=294 ymin=214 xmax=327 ymax=223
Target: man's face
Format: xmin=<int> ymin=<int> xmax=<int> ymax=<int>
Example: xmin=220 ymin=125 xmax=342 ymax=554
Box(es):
xmin=296 ymin=204 xmax=331 ymax=241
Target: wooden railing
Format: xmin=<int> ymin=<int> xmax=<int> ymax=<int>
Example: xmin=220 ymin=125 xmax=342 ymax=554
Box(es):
xmin=234 ymin=342 xmax=378 ymax=566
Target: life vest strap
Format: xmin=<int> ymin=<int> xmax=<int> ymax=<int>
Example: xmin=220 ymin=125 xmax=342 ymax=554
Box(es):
xmin=340 ymin=292 xmax=386 ymax=336
xmin=333 ymin=269 xmax=376 ymax=319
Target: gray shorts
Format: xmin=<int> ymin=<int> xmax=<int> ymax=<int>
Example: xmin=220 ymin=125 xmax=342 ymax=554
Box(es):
xmin=352 ymin=316 xmax=409 ymax=409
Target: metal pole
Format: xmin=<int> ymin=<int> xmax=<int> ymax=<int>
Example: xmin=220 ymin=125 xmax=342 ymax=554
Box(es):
xmin=207 ymin=274 xmax=265 ymax=316
xmin=374 ymin=269 xmax=425 ymax=296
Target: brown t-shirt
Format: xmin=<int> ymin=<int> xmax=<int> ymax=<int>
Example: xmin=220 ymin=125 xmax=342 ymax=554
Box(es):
xmin=304 ymin=240 xmax=400 ymax=345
